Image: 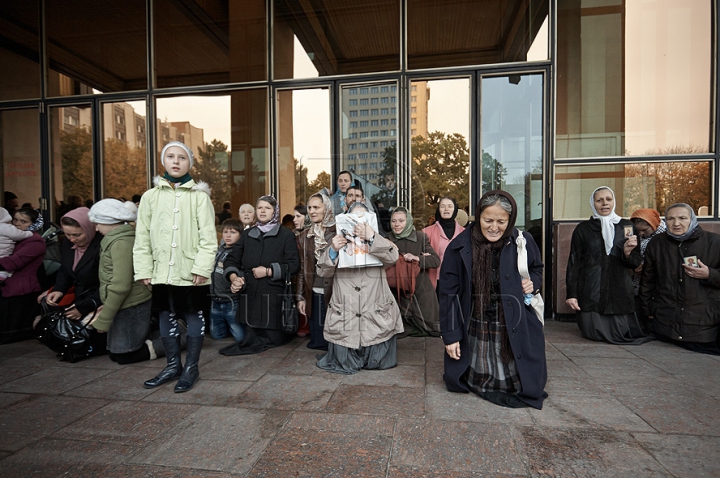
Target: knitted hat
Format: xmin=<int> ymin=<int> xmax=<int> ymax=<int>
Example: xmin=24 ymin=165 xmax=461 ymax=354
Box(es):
xmin=88 ymin=199 xmax=138 ymax=224
xmin=160 ymin=141 xmax=194 ymax=168
xmin=630 ymin=208 xmax=661 ymax=230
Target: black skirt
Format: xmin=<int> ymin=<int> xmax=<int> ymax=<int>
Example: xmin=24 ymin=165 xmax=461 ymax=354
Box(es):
xmin=152 ymin=284 xmax=211 ymax=315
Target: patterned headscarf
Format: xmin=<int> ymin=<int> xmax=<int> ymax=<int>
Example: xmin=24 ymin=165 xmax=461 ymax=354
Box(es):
xmin=27 ymin=211 xmax=44 ymax=232
xmin=255 ymin=195 xmax=280 ymax=233
xmin=307 ymin=192 xmax=335 ymax=261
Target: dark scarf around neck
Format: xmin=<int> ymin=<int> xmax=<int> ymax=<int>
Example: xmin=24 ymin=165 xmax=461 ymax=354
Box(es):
xmin=471 ymin=190 xmax=518 ymax=315
xmin=435 ymin=197 xmax=459 ymax=239
xmin=163 ymin=172 xmax=193 ymax=185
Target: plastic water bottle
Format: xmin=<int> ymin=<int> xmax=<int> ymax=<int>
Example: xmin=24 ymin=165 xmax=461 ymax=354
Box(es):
xmin=523 ymin=293 xmax=532 ymax=305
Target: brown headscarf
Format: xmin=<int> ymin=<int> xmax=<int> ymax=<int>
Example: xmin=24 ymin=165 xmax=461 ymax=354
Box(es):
xmin=630 ymin=208 xmax=661 ymax=230
xmin=471 ymin=190 xmax=518 ymax=315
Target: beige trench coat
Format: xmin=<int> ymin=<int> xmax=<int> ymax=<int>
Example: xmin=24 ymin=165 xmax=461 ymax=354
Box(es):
xmin=317 ymin=234 xmax=403 ymax=348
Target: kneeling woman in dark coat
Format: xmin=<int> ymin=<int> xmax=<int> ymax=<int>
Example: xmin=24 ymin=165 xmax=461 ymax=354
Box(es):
xmin=439 ymin=191 xmax=547 ymax=409
xmin=565 ymin=186 xmax=652 ymax=345
xmin=640 ymin=203 xmax=720 ymax=354
xmin=222 ymin=196 xmax=300 ymax=355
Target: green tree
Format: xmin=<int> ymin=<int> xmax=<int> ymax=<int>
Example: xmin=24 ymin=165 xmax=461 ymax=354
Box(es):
xmin=411 ymin=132 xmax=471 ymax=225
xmin=60 ymin=127 xmax=93 ymax=205
xmin=624 ymin=160 xmax=710 ymax=215
xmin=307 ymin=171 xmax=331 ymax=195
xmin=481 ymin=150 xmax=507 ymax=193
xmin=103 ymin=139 xmax=147 ymax=200
xmin=372 ymin=144 xmax=398 ymax=208
xmin=294 ymin=158 xmax=309 ymax=204
xmin=194 ymin=139 xmax=230 ymax=212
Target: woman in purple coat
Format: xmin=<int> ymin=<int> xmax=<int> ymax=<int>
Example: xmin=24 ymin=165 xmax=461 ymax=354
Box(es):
xmin=438 ymin=191 xmax=547 ymax=409
xmin=0 ymin=208 xmax=46 ymax=344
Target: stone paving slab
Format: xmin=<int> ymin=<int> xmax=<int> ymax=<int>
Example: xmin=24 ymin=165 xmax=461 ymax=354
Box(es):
xmin=633 ymin=432 xmax=720 ymax=478
xmin=0 ymin=395 xmax=108 ymax=452
xmin=425 ymin=384 xmax=534 ymax=426
xmin=127 ymin=406 xmax=290 ymax=475
xmin=53 ymin=400 xmax=197 ymax=446
xmin=1 ymin=320 xmax=719 ymax=477
xmin=325 ymin=383 xmax=426 ymax=417
xmin=520 ymin=427 xmax=671 ymax=477
xmin=237 ymin=373 xmax=343 ymax=411
xmin=0 ymin=365 xmax=112 ymax=394
xmin=141 ymin=379 xmax=253 ymax=407
xmin=0 ymin=437 xmax=142 ymax=478
xmin=391 ymin=419 xmax=529 ymax=475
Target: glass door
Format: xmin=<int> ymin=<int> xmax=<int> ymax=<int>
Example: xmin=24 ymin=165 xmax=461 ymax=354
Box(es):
xmin=409 ymin=77 xmax=471 ymax=229
xmin=48 ymin=104 xmax=94 ymax=220
xmin=339 ymin=82 xmax=398 ymax=212
xmin=480 ymin=73 xmax=544 ymax=249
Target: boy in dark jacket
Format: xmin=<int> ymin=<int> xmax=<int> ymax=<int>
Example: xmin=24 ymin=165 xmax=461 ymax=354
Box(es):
xmin=209 ymin=219 xmax=244 ymax=342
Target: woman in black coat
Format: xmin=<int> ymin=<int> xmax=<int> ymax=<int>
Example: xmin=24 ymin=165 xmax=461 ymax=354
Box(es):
xmin=439 ymin=190 xmax=547 ymax=409
xmin=221 ymin=196 xmax=300 ymax=355
xmin=565 ymin=186 xmax=652 ymax=345
xmin=640 ymin=203 xmax=720 ymax=354
xmin=35 ymin=207 xmax=106 ymax=358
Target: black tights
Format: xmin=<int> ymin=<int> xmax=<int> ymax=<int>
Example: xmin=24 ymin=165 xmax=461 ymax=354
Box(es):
xmin=109 ymin=344 xmax=151 ymax=364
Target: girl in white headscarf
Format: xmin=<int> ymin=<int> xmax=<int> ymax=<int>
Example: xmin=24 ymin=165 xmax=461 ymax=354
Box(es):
xmin=565 ymin=187 xmax=652 ymax=344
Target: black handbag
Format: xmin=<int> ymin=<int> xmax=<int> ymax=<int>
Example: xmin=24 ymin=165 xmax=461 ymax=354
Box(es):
xmin=35 ymin=297 xmax=99 ymax=363
xmin=280 ymin=264 xmax=299 ymax=334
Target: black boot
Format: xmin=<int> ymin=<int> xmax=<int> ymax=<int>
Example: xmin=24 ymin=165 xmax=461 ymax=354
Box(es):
xmin=143 ymin=336 xmax=182 ymax=389
xmin=174 ymin=335 xmax=203 ymax=393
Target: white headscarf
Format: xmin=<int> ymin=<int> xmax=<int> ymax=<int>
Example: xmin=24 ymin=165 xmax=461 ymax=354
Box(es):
xmin=590 ymin=186 xmax=622 ymax=255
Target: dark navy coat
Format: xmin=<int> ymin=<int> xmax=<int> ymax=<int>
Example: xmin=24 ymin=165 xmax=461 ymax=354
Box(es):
xmin=438 ymin=225 xmax=548 ymax=409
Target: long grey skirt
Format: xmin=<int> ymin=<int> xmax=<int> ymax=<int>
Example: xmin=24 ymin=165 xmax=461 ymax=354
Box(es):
xmin=576 ymin=311 xmax=654 ymax=345
xmin=316 ymin=336 xmax=397 ymax=374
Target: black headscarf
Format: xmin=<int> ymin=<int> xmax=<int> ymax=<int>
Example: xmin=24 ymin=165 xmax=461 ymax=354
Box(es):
xmin=435 ymin=196 xmax=459 ymax=240
xmin=471 ymin=190 xmax=518 ymax=315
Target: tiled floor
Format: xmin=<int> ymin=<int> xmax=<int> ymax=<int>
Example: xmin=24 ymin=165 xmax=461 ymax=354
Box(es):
xmin=0 ymin=321 xmax=718 ymax=477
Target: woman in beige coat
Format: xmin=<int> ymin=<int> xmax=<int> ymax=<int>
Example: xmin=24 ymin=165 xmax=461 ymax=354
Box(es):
xmin=316 ymin=202 xmax=403 ymax=374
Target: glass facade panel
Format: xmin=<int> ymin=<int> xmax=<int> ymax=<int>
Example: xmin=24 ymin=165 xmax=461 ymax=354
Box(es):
xmin=156 ymin=88 xmax=270 ymax=217
xmin=481 ymin=74 xmax=543 ymax=243
xmin=342 ymin=83 xmax=397 ymax=209
xmin=50 ymin=105 xmax=94 ymax=219
xmin=408 ymin=0 xmax=549 ymax=70
xmin=156 ymin=90 xmax=269 ymax=220
xmin=102 ymin=101 xmax=148 ymax=200
xmin=1 ymin=109 xmax=41 ymax=210
xmin=410 ymin=78 xmax=471 ymax=229
xmin=554 ymin=161 xmax=712 ymax=219
xmin=0 ymin=3 xmax=40 ymax=101
xmin=46 ymin=0 xmax=147 ymax=96
xmin=278 ymin=88 xmax=331 ymax=215
xmin=155 ymin=0 xmax=266 ymax=88
xmin=556 ymin=0 xmax=712 ymax=158
xmin=274 ymin=1 xmax=400 ymax=80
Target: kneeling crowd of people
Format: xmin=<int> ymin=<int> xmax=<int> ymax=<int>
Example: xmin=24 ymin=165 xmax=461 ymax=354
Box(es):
xmin=2 ymin=145 xmax=719 ymax=411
